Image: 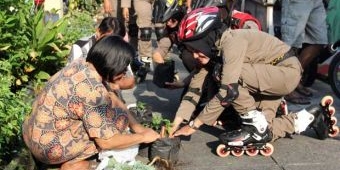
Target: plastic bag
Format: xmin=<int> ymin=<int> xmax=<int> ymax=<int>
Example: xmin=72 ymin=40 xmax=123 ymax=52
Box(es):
xmin=96 ymin=145 xmax=139 ymax=170
xmin=153 ymin=60 xmax=175 ymax=88
xmin=149 ymin=137 xmax=181 ymax=164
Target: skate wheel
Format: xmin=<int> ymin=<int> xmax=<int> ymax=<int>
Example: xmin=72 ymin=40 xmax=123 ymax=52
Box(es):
xmin=330 ymin=116 xmax=338 ymax=126
xmin=216 ymin=144 xmax=230 ymax=157
xmin=259 ymin=143 xmax=274 ymax=157
xmin=328 ymin=106 xmax=336 ymax=117
xmin=329 ymin=126 xmax=339 ymax=138
xmin=231 ymin=148 xmax=244 ymax=157
xmin=321 ymin=96 xmax=333 ymax=107
xmin=245 ymin=147 xmax=259 ymax=157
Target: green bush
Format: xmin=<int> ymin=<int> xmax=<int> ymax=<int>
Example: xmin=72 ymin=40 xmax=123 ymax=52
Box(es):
xmin=0 ymin=60 xmax=32 ymax=165
xmin=61 ymin=10 xmax=96 ymax=45
xmin=0 ymin=0 xmax=96 ymax=167
xmin=0 ymin=0 xmax=70 ymax=93
xmin=0 ymin=0 xmax=94 ymax=169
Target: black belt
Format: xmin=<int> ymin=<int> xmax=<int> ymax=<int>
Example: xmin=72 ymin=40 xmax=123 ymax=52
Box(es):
xmin=270 ymin=48 xmax=296 ymax=65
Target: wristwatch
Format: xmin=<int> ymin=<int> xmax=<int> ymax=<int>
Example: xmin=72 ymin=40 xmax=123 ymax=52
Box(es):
xmin=189 ymin=120 xmax=199 ymax=130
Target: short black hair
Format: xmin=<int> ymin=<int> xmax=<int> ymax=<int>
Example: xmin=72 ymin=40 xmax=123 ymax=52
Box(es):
xmin=86 ymin=35 xmax=134 ymax=82
xmin=98 ymin=17 xmax=126 ymax=37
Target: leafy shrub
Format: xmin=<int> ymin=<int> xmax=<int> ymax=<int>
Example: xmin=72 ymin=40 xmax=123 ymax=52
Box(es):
xmin=0 ymin=60 xmax=32 ymax=165
xmin=61 ymin=9 xmax=96 ymax=45
xmin=0 ymin=0 xmax=96 ymax=167
xmin=106 ymin=158 xmax=155 ymax=170
xmin=0 ymin=0 xmax=70 ymax=93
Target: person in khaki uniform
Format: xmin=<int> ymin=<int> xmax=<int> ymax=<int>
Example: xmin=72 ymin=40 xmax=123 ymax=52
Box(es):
xmin=152 ymin=0 xmax=198 ymax=72
xmin=153 ymin=0 xmax=261 ymax=76
xmin=169 ymin=7 xmax=330 ymax=148
xmin=133 ymin=0 xmax=153 ymax=63
xmin=103 ymin=0 xmax=134 ymax=45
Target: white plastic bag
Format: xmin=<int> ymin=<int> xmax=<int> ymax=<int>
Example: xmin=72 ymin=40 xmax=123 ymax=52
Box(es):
xmin=95 ymin=144 xmax=139 ymax=170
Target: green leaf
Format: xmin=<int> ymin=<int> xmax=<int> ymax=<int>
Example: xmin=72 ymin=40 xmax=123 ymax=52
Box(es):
xmin=0 ymin=45 xmax=11 ymax=51
xmin=5 ymin=17 xmax=16 ymax=23
xmin=35 ymin=71 xmax=50 ymax=80
xmin=20 ymin=75 xmax=29 ymax=82
xmin=37 ymin=29 xmax=56 ymax=50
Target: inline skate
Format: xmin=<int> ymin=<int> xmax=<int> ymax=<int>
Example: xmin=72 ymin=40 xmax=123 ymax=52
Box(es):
xmin=216 ymin=110 xmax=274 ymax=157
xmin=297 ymin=95 xmax=339 ymax=139
xmin=131 ymin=55 xmax=149 ymax=83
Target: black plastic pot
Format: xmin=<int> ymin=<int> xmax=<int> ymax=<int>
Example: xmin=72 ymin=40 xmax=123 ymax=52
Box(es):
xmin=153 ymin=60 xmax=175 ymax=88
xmin=138 ymin=142 xmax=151 ymax=158
xmin=149 ymin=137 xmax=181 ymax=164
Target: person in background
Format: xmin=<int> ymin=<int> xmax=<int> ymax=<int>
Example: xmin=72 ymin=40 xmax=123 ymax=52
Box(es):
xmin=281 ymin=0 xmax=328 ymax=104
xmin=152 ymin=0 xmax=192 ymax=69
xmin=22 ymin=36 xmax=160 ymax=170
xmin=132 ymin=0 xmax=166 ymax=69
xmin=326 ymin=0 xmax=340 ymax=44
xmin=103 ymin=0 xmax=135 ymax=47
xmin=103 ymin=0 xmax=130 ymax=19
xmin=154 ymin=0 xmax=261 ymax=77
xmin=67 ymin=16 xmax=135 ymax=91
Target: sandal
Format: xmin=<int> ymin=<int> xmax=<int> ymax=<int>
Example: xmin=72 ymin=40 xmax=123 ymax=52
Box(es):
xmin=284 ymin=92 xmax=311 ymax=105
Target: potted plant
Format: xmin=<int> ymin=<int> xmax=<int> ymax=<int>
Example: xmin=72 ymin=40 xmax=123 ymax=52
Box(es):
xmin=146 ymin=113 xmax=181 ymax=168
xmin=128 ymin=101 xmax=153 ymax=124
xmin=128 ymin=101 xmax=153 ymax=158
xmin=128 ymin=102 xmax=181 ymax=168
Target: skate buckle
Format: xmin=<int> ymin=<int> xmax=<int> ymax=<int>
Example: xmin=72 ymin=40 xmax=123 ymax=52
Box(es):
xmin=228 ymin=141 xmax=244 ymax=146
xmin=252 ymin=133 xmax=263 ymax=141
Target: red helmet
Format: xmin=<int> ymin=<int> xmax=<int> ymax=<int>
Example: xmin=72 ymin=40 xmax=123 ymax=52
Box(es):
xmin=178 ymin=6 xmax=221 ymax=42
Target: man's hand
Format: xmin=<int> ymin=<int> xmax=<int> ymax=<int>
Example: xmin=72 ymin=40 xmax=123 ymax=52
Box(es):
xmin=173 ymin=125 xmax=196 ymax=136
xmin=122 ymin=7 xmax=129 ymax=21
xmin=153 ymin=52 xmax=165 ymax=64
xmin=103 ymin=0 xmax=112 ymax=14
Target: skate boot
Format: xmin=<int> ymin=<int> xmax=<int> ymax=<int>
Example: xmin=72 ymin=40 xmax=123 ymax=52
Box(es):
xmin=131 ymin=55 xmax=150 ymax=84
xmin=216 ymin=110 xmax=274 ymax=157
xmin=135 ymin=66 xmax=148 ymax=83
xmin=141 ymin=56 xmax=153 ymax=71
xmin=131 ymin=56 xmax=144 ymax=72
xmin=294 ymin=95 xmax=339 ymax=139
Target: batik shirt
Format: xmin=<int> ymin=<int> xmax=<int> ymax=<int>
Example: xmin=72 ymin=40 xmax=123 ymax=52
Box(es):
xmin=22 ymin=58 xmax=129 ymax=164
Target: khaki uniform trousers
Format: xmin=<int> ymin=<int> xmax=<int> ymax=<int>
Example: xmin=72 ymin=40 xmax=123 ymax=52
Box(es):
xmin=237 ymin=57 xmax=302 ymax=141
xmin=107 ymin=0 xmax=120 ymax=17
xmin=134 ymin=0 xmax=164 ymax=58
xmin=178 ymin=57 xmax=302 ymax=141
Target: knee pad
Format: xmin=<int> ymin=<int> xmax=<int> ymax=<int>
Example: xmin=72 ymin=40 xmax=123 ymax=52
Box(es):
xmin=140 ymin=27 xmax=152 ymax=41
xmin=216 ymin=83 xmax=239 ymax=107
xmin=155 ymin=27 xmax=165 ymax=41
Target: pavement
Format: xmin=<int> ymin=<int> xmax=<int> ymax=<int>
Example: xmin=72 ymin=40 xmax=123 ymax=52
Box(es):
xmin=122 ymin=50 xmax=340 ymax=170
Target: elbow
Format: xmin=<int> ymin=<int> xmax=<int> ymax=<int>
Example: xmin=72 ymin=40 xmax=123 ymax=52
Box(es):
xmin=95 ymin=138 xmax=119 ymax=150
